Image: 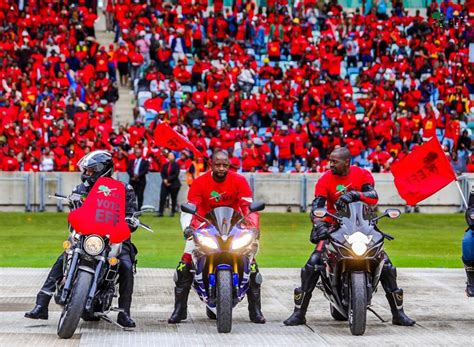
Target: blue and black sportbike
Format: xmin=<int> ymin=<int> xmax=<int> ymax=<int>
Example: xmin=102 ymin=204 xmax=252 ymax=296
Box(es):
xmin=180 ymin=201 xmax=265 ymax=333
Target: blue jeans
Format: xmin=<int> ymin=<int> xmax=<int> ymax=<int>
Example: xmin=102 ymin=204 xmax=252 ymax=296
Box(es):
xmin=278 ymin=159 xmax=291 ymax=168
xmin=462 ymin=230 xmax=474 ymax=263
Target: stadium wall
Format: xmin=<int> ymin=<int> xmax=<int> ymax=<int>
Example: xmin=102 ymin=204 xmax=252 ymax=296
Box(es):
xmin=0 ymin=172 xmax=469 ymax=213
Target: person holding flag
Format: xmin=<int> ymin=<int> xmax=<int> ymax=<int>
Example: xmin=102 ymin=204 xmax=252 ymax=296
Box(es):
xmin=284 ymin=147 xmax=416 ymax=327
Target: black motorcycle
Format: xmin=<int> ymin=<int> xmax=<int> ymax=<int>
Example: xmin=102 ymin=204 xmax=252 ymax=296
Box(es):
xmin=50 ymin=192 xmax=153 ymax=339
xmin=313 ymin=202 xmax=400 ymax=336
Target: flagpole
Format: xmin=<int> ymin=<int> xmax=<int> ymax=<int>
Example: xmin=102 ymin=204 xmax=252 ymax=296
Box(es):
xmin=455 ymin=180 xmax=468 ymax=210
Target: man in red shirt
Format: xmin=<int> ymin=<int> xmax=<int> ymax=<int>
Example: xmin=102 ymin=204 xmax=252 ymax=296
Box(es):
xmin=284 ymin=147 xmax=415 ymax=327
xmin=368 ymin=145 xmax=392 ymax=173
xmin=273 ymin=125 xmax=293 ymax=167
xmin=168 ymin=151 xmax=265 ymax=325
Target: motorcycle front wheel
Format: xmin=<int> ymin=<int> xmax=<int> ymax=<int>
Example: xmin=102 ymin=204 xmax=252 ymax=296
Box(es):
xmin=216 ymin=269 xmax=233 ymax=333
xmin=348 ymin=271 xmax=367 ymax=336
xmin=57 ymin=271 xmax=94 ymax=339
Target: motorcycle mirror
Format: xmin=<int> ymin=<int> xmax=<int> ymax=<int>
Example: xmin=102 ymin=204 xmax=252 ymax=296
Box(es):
xmin=249 ymin=201 xmax=265 ymax=213
xmin=385 ymin=209 xmax=401 ymax=219
xmin=181 ymin=203 xmax=197 ymax=215
xmin=313 ymin=208 xmax=327 ymax=218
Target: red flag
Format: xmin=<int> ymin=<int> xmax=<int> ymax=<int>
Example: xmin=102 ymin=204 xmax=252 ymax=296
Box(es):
xmin=144 ymin=97 xmax=164 ymax=113
xmin=391 ymin=137 xmax=457 ymax=205
xmin=154 ymin=122 xmax=205 ymax=158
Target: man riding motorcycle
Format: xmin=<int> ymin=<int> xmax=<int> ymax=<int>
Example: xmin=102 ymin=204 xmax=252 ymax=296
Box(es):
xmin=284 ymin=147 xmax=416 ymax=327
xmin=24 ymin=150 xmax=139 ymax=328
xmin=168 ymin=150 xmax=265 ymax=324
xmin=463 ymin=187 xmax=474 ymax=296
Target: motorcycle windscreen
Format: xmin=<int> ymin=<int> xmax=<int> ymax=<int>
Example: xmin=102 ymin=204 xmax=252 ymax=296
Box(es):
xmin=68 ymin=177 xmax=131 ymax=243
xmin=206 ymin=207 xmax=240 ymax=235
xmin=338 ymin=202 xmax=375 ymax=226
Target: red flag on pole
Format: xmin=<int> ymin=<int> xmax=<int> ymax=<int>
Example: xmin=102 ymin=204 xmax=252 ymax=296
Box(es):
xmin=391 ymin=137 xmax=457 ymax=205
xmin=153 ymin=122 xmax=205 ymax=158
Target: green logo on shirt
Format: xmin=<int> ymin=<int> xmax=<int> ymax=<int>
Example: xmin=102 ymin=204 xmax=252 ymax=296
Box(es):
xmin=336 ymin=184 xmax=346 ymax=193
xmin=210 ymin=190 xmax=223 ymax=202
xmin=98 ymin=185 xmax=116 ymax=197
xmin=335 ymin=183 xmax=352 ymax=196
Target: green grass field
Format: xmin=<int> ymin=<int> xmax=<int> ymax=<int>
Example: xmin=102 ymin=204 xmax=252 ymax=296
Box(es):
xmin=0 ymin=212 xmax=466 ymax=268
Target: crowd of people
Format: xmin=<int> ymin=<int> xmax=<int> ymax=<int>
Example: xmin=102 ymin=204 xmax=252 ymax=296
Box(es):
xmin=0 ymin=0 xmax=119 ymax=172
xmin=1 ymin=0 xmax=474 ymax=176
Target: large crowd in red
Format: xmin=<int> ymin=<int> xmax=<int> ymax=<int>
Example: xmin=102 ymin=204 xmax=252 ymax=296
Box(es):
xmin=1 ymin=0 xmax=473 ymax=175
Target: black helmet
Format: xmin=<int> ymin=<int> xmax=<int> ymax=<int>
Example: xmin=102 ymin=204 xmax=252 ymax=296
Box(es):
xmin=78 ymin=150 xmax=114 ymax=187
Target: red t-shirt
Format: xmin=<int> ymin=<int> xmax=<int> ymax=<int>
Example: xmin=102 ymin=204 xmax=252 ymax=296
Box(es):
xmin=315 ymin=166 xmax=377 ymax=214
xmin=188 ymin=171 xmax=256 ymax=227
xmin=274 ymin=134 xmax=293 ymax=159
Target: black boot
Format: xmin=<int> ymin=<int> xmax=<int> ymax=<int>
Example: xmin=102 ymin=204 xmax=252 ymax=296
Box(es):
xmin=25 ymin=305 xmax=48 ymax=320
xmin=386 ymin=289 xmax=416 ymax=326
xmin=380 ymin=254 xmax=415 ymax=326
xmin=284 ymin=257 xmax=320 ymax=326
xmin=464 ymin=262 xmax=474 ymax=297
xmin=25 ymin=292 xmax=51 ymax=320
xmin=168 ymin=287 xmax=191 ymax=323
xmin=168 ymin=261 xmax=194 ymax=324
xmin=283 ymin=288 xmax=312 ymax=326
xmin=247 ymin=271 xmax=265 ymax=324
xmin=117 ymin=312 xmax=136 ymax=328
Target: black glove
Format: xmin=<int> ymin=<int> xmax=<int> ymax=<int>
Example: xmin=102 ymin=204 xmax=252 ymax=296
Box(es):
xmin=183 ymin=226 xmax=195 ymax=240
xmin=310 ymin=222 xmax=329 ymax=244
xmin=335 ymin=191 xmax=360 ymax=211
xmin=125 ymin=216 xmax=139 ymax=232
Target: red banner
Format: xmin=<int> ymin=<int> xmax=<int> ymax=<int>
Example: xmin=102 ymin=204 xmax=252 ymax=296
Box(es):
xmin=68 ymin=177 xmax=131 ymax=243
xmin=153 ymin=122 xmax=205 ymax=158
xmin=391 ymin=137 xmax=457 ymax=205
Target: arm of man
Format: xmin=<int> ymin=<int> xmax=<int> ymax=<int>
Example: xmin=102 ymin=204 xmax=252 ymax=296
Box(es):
xmin=138 ymin=159 xmax=149 ymax=178
xmin=126 ymin=160 xmax=134 ymax=177
xmin=236 ymin=175 xmax=257 ymax=226
xmin=335 ymin=170 xmax=378 ymax=208
xmin=125 ymin=184 xmax=139 ymax=232
xmin=160 ymin=163 xmax=167 ymax=180
xmin=167 ymin=162 xmax=180 ymax=182
xmin=310 ymin=175 xmax=331 ymax=244
xmin=188 ymin=178 xmax=205 ymax=228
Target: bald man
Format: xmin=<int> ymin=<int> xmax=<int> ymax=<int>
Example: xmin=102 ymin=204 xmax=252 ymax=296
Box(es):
xmin=284 ymin=147 xmax=415 ymax=327
xmin=168 ymin=151 xmax=265 ymax=324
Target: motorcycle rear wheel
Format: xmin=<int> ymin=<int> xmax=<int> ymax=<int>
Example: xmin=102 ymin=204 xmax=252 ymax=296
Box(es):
xmin=216 ymin=269 xmax=233 ymax=333
xmin=348 ymin=272 xmax=367 ymax=336
xmin=57 ymin=271 xmax=94 ymax=339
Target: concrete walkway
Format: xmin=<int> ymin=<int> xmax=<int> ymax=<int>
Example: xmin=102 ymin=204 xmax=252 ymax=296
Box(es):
xmin=0 ymin=268 xmax=473 ymax=346
xmin=95 ymin=13 xmax=134 ymax=128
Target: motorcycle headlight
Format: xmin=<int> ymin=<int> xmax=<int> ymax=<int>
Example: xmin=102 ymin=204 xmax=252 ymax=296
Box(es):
xmin=195 ymin=233 xmax=219 ymax=249
xmin=84 ymin=235 xmax=105 ymax=256
xmin=345 ymin=232 xmax=371 ymax=257
xmin=351 ymin=242 xmax=368 ymax=256
xmin=231 ymin=232 xmax=254 ymax=250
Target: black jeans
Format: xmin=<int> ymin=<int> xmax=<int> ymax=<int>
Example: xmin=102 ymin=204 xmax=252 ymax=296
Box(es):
xmin=130 ymin=179 xmax=146 ymax=210
xmin=159 ymin=184 xmax=180 ymax=214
